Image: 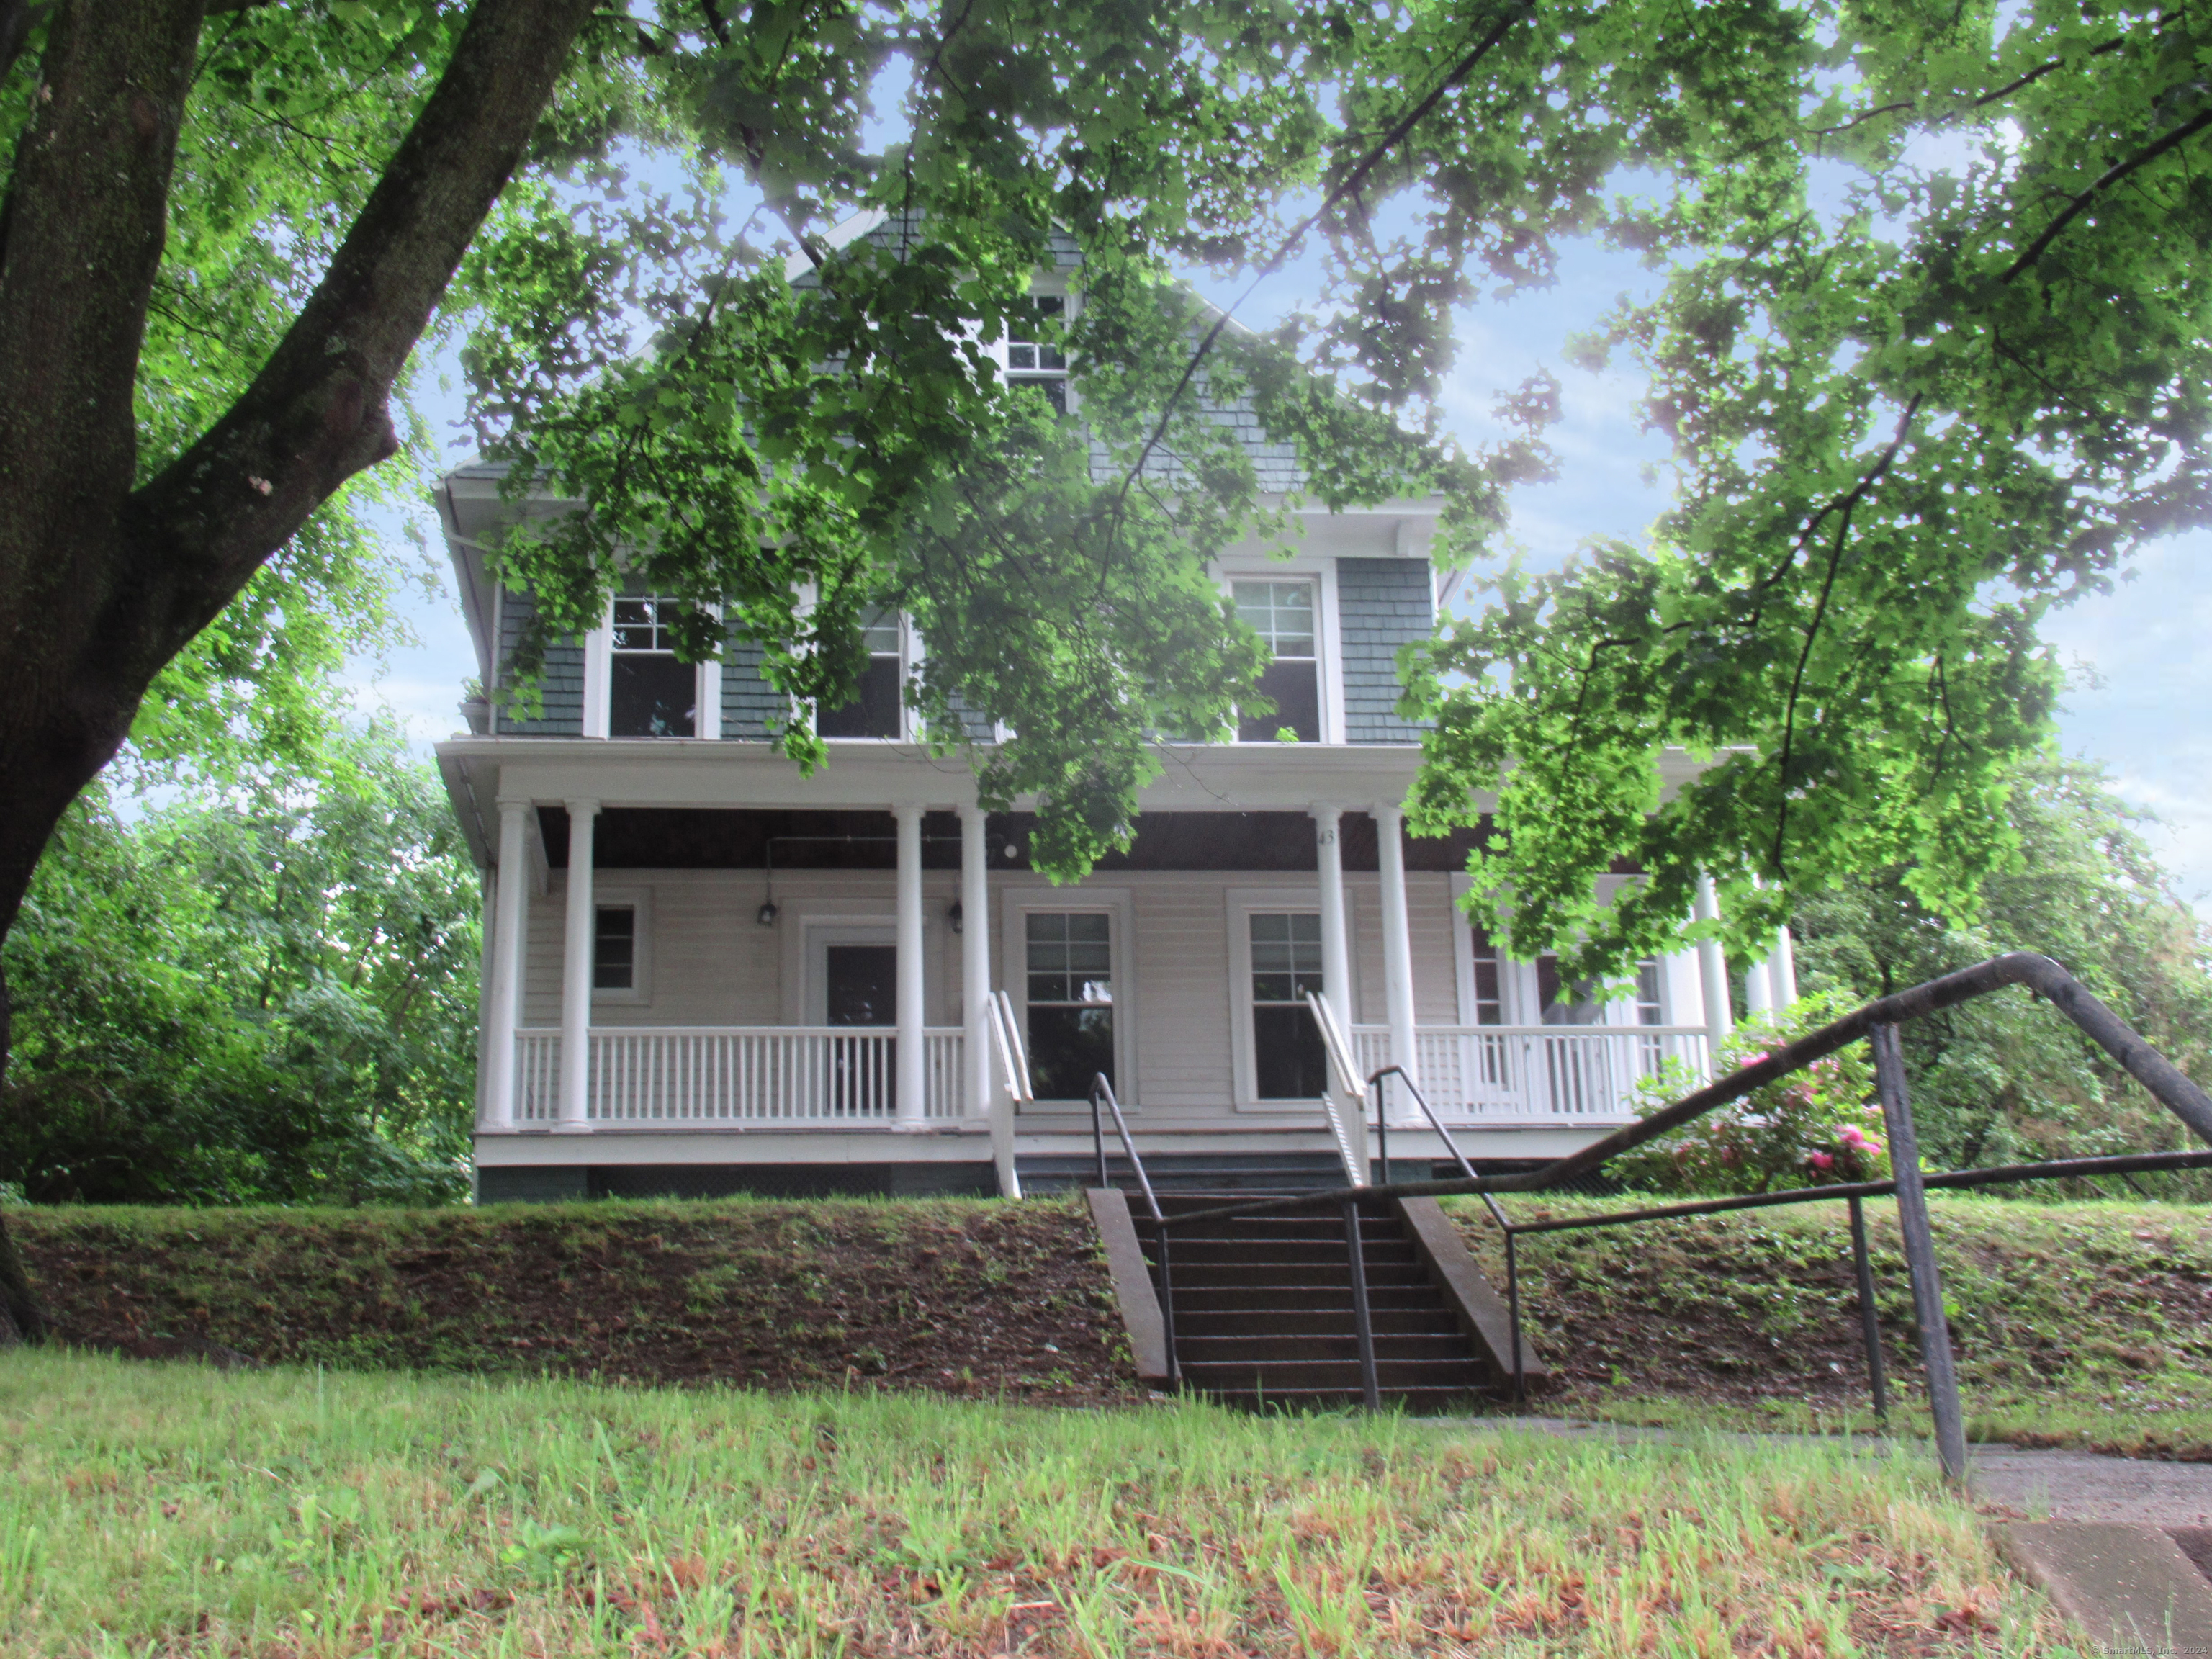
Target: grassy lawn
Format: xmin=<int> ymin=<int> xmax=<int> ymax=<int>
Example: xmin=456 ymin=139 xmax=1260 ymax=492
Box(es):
xmin=1446 ymin=1194 xmax=2212 ymax=1460
xmin=0 ymin=1349 xmax=2069 ymax=1658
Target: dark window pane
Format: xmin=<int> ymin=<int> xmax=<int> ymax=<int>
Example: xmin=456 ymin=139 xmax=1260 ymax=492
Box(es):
xmin=593 ymin=907 xmax=635 ymax=989
xmin=1028 ymin=1006 xmax=1114 ymax=1100
xmin=1636 ymin=959 xmax=1663 ymax=1025
xmin=1254 ymin=1003 xmax=1329 ymax=1099
xmin=825 ymin=945 xmax=897 ymax=1027
xmin=817 ymin=655 xmax=903 ymax=738
xmin=1238 ymin=659 xmax=1320 ymax=742
xmin=610 ymin=654 xmax=696 ymax=737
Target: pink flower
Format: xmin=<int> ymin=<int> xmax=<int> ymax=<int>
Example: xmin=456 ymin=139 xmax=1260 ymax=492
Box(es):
xmin=1839 ymin=1125 xmax=1867 ymax=1147
xmin=1809 ymin=1151 xmax=1835 ymax=1170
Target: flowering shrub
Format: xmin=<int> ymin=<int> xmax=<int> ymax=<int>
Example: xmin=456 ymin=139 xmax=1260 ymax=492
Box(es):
xmin=1610 ymin=994 xmax=1892 ymax=1196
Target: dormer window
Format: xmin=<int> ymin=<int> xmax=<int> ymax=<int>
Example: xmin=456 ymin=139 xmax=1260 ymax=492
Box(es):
xmin=1007 ymin=295 xmax=1068 ymax=412
xmin=1233 ymin=580 xmax=1319 ymax=742
xmin=817 ymin=610 xmax=905 ymax=739
xmin=610 ymin=596 xmax=696 ymax=737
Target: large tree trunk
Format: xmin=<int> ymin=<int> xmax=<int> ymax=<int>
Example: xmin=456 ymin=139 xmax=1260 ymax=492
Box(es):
xmin=0 ymin=0 xmax=601 ymax=1331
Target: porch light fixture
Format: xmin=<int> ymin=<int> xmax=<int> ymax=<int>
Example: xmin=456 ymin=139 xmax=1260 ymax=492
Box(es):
xmin=948 ymin=901 xmax=963 ymax=934
xmin=757 ymin=837 xmax=778 ymax=925
xmin=756 ymin=899 xmax=779 ymax=927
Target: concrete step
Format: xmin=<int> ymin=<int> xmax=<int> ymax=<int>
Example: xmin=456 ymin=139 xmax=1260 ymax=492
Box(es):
xmin=1154 ymin=1238 xmax=1419 ymax=1268
xmin=1164 ymin=1260 xmax=1433 ymax=1290
xmin=1172 ymin=1283 xmax=1446 ymax=1313
xmin=1173 ymin=1307 xmax=1459 ymax=1339
xmin=1177 ymin=1334 xmax=1476 ymax=1364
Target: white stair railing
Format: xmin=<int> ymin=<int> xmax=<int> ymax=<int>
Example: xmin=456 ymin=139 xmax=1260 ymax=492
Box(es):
xmin=1303 ymin=991 xmax=1371 ymax=1186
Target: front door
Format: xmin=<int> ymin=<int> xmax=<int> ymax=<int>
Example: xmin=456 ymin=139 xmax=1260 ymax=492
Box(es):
xmin=825 ymin=944 xmax=896 ymax=1115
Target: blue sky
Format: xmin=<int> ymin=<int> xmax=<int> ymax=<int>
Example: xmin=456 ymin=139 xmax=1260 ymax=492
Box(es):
xmin=349 ymin=228 xmax=2212 ymax=914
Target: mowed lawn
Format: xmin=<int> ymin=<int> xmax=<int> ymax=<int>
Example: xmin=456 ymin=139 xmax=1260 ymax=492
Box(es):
xmin=0 ymin=1350 xmax=2067 ymax=1657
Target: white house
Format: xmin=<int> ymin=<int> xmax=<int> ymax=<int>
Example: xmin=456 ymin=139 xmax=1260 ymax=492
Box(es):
xmin=434 ymin=239 xmax=1778 ymax=1202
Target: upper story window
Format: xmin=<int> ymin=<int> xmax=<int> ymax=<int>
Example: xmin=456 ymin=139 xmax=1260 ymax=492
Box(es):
xmin=817 ymin=610 xmax=905 ymax=739
xmin=610 ymin=596 xmax=696 ymax=737
xmin=1006 ymin=295 xmax=1068 ymax=412
xmin=1233 ymin=580 xmax=1319 ymax=742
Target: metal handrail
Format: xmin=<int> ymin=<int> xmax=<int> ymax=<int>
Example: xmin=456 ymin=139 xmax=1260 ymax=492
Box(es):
xmin=1089 ymin=1073 xmax=1178 ymax=1384
xmin=1142 ymin=953 xmax=2211 ymax=1458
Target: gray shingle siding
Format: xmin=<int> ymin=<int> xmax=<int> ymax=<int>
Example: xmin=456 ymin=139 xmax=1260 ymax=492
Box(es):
xmin=1338 ymin=559 xmax=1433 ymax=745
xmin=493 ymin=589 xmax=584 ymax=736
xmin=721 ymin=632 xmax=787 ymax=740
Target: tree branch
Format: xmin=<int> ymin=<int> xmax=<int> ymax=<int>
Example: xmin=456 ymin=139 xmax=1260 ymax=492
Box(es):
xmin=2000 ymin=103 xmax=2212 ymax=284
xmin=128 ymin=0 xmax=601 ymax=658
xmin=1110 ymin=4 xmax=1533 ymax=515
xmin=1768 ymin=395 xmax=1923 ymax=877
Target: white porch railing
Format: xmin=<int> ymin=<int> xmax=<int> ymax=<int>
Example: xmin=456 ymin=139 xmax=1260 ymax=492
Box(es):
xmin=511 ymin=1028 xmax=968 ymax=1125
xmin=1350 ymin=1025 xmax=1712 ymax=1121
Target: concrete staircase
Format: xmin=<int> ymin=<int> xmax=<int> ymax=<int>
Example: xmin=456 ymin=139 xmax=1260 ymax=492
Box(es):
xmin=1093 ymin=1187 xmax=1538 ymax=1411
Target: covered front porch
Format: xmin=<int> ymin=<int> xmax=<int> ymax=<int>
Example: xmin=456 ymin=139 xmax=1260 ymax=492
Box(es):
xmin=444 ymin=739 xmax=1769 ymax=1197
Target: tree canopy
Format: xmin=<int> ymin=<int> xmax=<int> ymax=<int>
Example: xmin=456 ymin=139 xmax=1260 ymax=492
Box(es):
xmin=4 ymin=0 xmax=2210 ymax=1331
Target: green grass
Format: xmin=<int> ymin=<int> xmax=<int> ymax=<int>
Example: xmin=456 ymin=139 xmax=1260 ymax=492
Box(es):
xmin=1446 ymin=1193 xmax=2212 ymax=1459
xmin=0 ymin=1349 xmax=2072 ymax=1657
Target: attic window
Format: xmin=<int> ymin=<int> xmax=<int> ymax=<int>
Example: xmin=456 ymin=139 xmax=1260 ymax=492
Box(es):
xmin=1007 ymin=295 xmax=1067 ymax=412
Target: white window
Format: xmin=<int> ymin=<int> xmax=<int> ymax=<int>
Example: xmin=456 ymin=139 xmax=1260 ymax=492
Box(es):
xmin=1231 ymin=577 xmax=1325 ymax=743
xmin=585 ymin=595 xmax=719 ymax=739
xmin=587 ymin=886 xmax=651 ymax=1003
xmin=1226 ymin=887 xmax=1354 ymax=1107
xmin=1247 ymin=912 xmax=1329 ymax=1100
xmin=1024 ymin=912 xmax=1114 ymax=1100
xmin=609 ymin=596 xmax=698 ymax=737
xmin=817 ymin=609 xmax=907 ymax=739
xmin=593 ymin=906 xmax=636 ymax=990
xmin=1005 ymin=293 xmax=1069 ymax=411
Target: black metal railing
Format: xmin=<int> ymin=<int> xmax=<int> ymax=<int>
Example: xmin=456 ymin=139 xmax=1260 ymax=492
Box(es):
xmin=1089 ymin=1074 xmax=1177 ymax=1383
xmin=1140 ymin=953 xmax=2212 ymax=1475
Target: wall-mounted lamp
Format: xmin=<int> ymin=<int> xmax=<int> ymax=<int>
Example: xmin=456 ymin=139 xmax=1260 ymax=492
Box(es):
xmin=756 ymin=899 xmax=779 ymax=927
xmin=948 ymin=901 xmax=964 ymax=934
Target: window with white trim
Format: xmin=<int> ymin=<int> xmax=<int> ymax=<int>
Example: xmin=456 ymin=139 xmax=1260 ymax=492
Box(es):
xmin=1233 ymin=580 xmax=1320 ymax=742
xmin=817 ymin=610 xmax=905 ymax=739
xmin=593 ymin=906 xmax=637 ymax=991
xmin=1006 ymin=294 xmax=1068 ymax=410
xmin=1248 ymin=912 xmax=1329 ymax=1099
xmin=609 ymin=596 xmax=697 ymax=737
xmin=1024 ymin=912 xmax=1113 ymax=1100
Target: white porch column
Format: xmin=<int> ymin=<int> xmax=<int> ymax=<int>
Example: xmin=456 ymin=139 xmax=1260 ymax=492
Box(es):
xmin=894 ymin=802 xmax=927 ymax=1126
xmin=1744 ymin=955 xmax=1776 ymax=1020
xmin=959 ymin=804 xmax=992 ymax=1116
xmin=1692 ymin=871 xmax=1734 ymax=1053
xmin=1311 ymin=805 xmax=1352 ymax=1034
xmin=1373 ymin=803 xmax=1419 ymax=1120
xmin=1743 ymin=874 xmax=1777 ymax=1020
xmin=557 ymin=799 xmax=598 ymax=1133
xmin=482 ymin=799 xmax=532 ymax=1129
xmin=1772 ymin=921 xmax=1800 ymax=1007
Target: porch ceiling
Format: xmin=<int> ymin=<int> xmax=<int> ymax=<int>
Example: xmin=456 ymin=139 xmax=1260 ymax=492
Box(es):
xmin=529 ymin=805 xmax=1497 ymax=872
